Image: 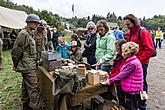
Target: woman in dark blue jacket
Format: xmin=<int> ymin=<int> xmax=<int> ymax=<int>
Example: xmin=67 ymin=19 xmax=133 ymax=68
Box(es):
xmin=83 ymin=21 xmax=97 ymax=68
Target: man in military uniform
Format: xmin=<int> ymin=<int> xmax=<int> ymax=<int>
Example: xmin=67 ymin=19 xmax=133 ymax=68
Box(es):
xmin=11 ymin=14 xmax=44 ymax=110
xmin=33 ymin=20 xmax=47 ymax=61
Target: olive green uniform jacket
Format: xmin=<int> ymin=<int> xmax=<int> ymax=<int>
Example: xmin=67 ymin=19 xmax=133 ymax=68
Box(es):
xmin=12 ymin=26 xmax=37 ymax=71
xmin=33 ymin=28 xmax=47 ymax=60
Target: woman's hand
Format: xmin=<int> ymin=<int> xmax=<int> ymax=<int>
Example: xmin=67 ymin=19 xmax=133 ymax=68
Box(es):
xmin=96 ymin=61 xmax=101 ymax=66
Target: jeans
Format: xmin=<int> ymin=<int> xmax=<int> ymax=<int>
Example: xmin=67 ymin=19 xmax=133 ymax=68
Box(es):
xmin=86 ymin=55 xmax=96 ymax=69
xmin=156 ymin=38 xmax=162 ymax=48
xmin=53 ymin=41 xmax=58 ymax=51
xmin=138 ymin=64 xmax=148 ymax=110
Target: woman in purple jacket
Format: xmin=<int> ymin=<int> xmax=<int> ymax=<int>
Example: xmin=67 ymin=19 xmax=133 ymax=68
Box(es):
xmin=102 ymin=41 xmax=143 ymax=110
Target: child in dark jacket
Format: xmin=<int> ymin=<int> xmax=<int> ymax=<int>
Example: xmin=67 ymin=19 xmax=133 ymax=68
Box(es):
xmin=70 ymin=33 xmax=82 ymax=48
xmin=68 ymin=41 xmax=82 ymax=63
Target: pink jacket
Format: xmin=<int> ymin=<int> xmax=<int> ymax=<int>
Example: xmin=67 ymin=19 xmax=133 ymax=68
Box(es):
xmin=121 ymin=56 xmax=143 ymax=94
xmin=110 ymin=55 xmax=143 ymax=94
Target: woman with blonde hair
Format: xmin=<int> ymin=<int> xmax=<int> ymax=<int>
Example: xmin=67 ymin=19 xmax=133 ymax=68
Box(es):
xmin=95 ymin=20 xmax=116 ymax=73
xmin=82 ymin=21 xmax=97 ymax=68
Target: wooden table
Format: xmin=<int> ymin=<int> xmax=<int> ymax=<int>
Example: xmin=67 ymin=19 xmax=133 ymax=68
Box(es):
xmin=38 ymin=66 xmax=55 ymax=110
xmin=37 ymin=66 xmax=112 ymax=110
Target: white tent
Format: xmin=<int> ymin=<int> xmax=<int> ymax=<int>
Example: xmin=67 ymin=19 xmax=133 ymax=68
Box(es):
xmin=0 ymin=6 xmax=27 ymax=29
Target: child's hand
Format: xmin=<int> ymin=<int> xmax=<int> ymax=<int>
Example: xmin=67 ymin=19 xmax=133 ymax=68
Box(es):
xmin=100 ymin=79 xmax=110 ymax=85
xmin=67 ymin=52 xmax=70 ymax=56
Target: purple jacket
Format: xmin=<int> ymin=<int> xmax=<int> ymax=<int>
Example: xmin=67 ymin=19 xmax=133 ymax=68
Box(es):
xmin=110 ymin=55 xmax=143 ymax=94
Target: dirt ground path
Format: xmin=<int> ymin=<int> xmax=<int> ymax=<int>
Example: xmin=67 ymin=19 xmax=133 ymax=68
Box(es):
xmin=147 ymin=42 xmax=165 ymax=110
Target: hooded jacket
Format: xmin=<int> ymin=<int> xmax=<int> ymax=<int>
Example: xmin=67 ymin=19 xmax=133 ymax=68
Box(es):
xmin=56 ymin=44 xmax=71 ymax=59
xmin=125 ymin=25 xmax=154 ymax=64
xmin=96 ymin=31 xmax=115 ymax=66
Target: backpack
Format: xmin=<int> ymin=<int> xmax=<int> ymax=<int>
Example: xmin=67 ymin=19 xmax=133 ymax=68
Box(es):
xmin=137 ymin=28 xmax=157 ymax=57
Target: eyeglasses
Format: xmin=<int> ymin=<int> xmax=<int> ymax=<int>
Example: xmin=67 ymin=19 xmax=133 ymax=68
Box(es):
xmin=88 ymin=28 xmax=94 ymax=31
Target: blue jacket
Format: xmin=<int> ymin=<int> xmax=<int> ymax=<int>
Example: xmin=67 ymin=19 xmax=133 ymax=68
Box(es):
xmin=56 ymin=44 xmax=71 ymax=59
xmin=114 ymin=30 xmax=124 ymax=40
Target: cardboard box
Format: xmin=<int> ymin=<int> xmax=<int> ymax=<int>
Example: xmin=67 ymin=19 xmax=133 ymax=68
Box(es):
xmin=87 ymin=70 xmax=100 ymax=85
xmin=97 ymin=70 xmax=109 ymax=82
xmin=76 ymin=65 xmax=86 ymax=77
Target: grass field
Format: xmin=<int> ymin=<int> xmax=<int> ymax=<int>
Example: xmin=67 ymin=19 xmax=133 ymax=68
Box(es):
xmin=0 ymin=35 xmax=84 ymax=110
xmin=0 ymin=51 xmax=22 ymax=110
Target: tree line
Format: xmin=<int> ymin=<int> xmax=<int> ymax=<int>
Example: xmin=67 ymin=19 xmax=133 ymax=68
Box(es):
xmin=1 ymin=0 xmax=165 ymax=31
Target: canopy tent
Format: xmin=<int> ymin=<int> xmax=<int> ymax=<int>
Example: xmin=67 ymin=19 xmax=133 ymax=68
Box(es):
xmin=0 ymin=6 xmax=27 ymax=29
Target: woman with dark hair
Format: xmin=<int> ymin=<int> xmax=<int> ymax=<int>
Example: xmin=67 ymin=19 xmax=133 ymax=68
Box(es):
xmin=95 ymin=20 xmax=116 ymax=73
xmin=123 ymin=14 xmax=154 ymax=110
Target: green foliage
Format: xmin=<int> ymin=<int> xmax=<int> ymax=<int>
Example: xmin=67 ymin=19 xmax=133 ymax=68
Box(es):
xmin=92 ymin=14 xmax=106 ymax=23
xmin=0 ymin=51 xmax=22 ymax=110
xmin=38 ymin=10 xmax=64 ymax=31
xmin=0 ymin=0 xmax=64 ymax=31
xmin=1 ymin=0 xmax=165 ymax=32
xmin=141 ymin=15 xmax=165 ymax=31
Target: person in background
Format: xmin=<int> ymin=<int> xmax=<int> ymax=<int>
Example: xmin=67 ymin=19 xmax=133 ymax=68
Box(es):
xmin=33 ymin=20 xmax=47 ymax=61
xmin=52 ymin=27 xmax=60 ymax=51
xmin=95 ymin=20 xmax=116 ymax=73
xmin=114 ymin=27 xmax=124 ymax=40
xmin=11 ymin=14 xmax=45 ymax=110
xmin=9 ymin=29 xmax=17 ymax=49
xmin=123 ymin=14 xmax=154 ymax=110
xmin=0 ymin=37 xmax=2 ymax=66
xmin=155 ymin=28 xmax=163 ymax=49
xmin=82 ymin=21 xmax=97 ymax=68
xmin=102 ymin=41 xmax=143 ymax=110
xmin=56 ymin=37 xmax=70 ymax=59
xmin=45 ymin=22 xmax=52 ymax=51
xmin=0 ymin=27 xmax=3 ymax=66
xmin=68 ymin=41 xmax=82 ymax=63
xmin=70 ymin=33 xmax=82 ymax=48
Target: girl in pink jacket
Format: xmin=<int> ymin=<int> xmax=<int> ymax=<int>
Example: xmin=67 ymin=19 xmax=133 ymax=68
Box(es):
xmin=102 ymin=41 xmax=143 ymax=110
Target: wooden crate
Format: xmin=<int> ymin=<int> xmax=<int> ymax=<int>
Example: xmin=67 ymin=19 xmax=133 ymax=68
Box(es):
xmin=87 ymin=70 xmax=100 ymax=85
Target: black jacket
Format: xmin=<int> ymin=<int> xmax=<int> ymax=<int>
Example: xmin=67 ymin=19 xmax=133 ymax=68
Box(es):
xmin=84 ymin=33 xmax=97 ymax=55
